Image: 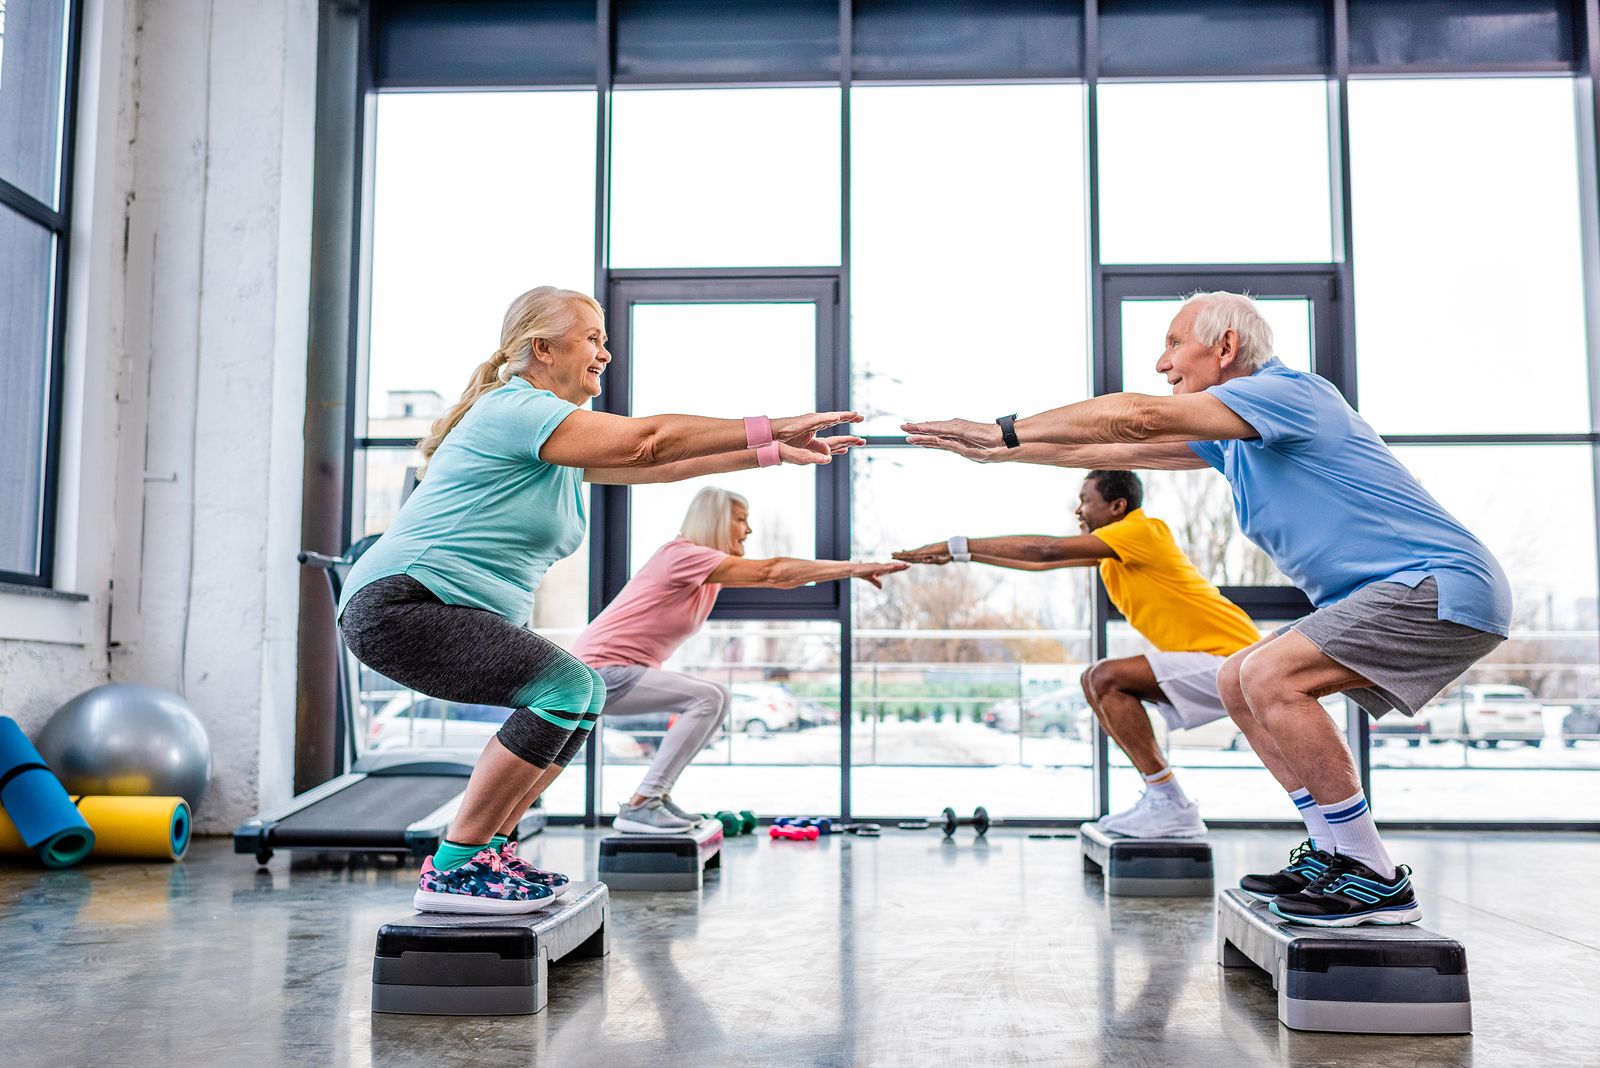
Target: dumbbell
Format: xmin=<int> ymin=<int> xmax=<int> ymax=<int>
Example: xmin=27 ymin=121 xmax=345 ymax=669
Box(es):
xmin=770 ymin=824 xmax=819 ymax=840
xmin=897 ymin=806 xmax=991 ymax=837
xmin=703 ymin=810 xmax=759 ymax=835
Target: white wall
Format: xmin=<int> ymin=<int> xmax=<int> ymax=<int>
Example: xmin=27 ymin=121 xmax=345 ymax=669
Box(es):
xmin=0 ymin=0 xmax=318 ymax=832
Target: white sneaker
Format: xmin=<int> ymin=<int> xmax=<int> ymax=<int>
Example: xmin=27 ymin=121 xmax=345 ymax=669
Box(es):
xmin=1097 ymin=791 xmax=1206 ymax=839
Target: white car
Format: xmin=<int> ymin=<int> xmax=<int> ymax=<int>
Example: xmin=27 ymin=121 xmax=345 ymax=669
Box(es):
xmin=1422 ymin=684 xmax=1544 ymax=748
xmin=369 ymin=693 xmax=646 ymax=759
xmin=729 ymin=683 xmax=802 ymax=735
xmin=1161 ymin=716 xmax=1248 ymax=751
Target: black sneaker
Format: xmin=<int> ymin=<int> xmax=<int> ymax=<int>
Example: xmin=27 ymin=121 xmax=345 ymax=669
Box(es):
xmin=1269 ymin=855 xmax=1422 ymax=927
xmin=1239 ymin=840 xmax=1334 ymax=901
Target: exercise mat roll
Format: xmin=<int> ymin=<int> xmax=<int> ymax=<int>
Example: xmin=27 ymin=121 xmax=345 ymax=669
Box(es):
xmin=0 ymin=796 xmax=190 ymax=861
xmin=0 ymin=716 xmax=94 ymax=867
xmin=75 ymin=795 xmax=191 ymax=860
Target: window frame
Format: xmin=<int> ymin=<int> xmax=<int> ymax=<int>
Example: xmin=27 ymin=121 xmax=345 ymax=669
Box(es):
xmin=327 ymin=0 xmax=1600 ymax=830
xmin=0 ymin=0 xmax=83 ymax=588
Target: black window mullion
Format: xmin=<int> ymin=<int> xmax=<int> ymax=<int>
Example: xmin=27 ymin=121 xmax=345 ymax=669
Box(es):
xmin=0 ymin=180 xmax=66 ymax=232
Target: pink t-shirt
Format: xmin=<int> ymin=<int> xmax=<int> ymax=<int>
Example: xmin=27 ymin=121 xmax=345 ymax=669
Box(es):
xmin=572 ymin=537 xmax=727 ymax=668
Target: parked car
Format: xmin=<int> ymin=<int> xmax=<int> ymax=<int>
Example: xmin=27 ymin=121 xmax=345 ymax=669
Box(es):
xmin=369 ymin=694 xmax=646 ymax=759
xmin=1371 ymin=713 xmax=1431 ymax=747
xmin=1163 ymin=715 xmax=1248 ymax=751
xmin=1421 ymin=684 xmax=1544 ymax=747
xmin=1562 ymin=701 xmax=1600 ymax=747
xmin=729 ymin=683 xmax=802 ymax=735
xmin=984 ymin=687 xmax=1092 ymax=737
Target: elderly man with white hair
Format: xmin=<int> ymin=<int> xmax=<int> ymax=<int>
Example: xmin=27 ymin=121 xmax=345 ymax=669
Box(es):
xmin=905 ymin=291 xmax=1510 ymax=928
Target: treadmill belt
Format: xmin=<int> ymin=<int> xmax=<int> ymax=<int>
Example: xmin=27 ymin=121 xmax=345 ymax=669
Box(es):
xmin=269 ymin=775 xmax=466 ymax=848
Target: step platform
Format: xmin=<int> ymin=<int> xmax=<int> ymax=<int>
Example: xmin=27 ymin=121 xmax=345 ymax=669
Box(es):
xmin=1079 ymin=822 xmax=1214 ymax=896
xmin=1216 ymin=887 xmax=1471 ymax=1034
xmin=371 ymin=881 xmax=608 ymax=1016
xmin=598 ymin=818 xmax=723 ymax=891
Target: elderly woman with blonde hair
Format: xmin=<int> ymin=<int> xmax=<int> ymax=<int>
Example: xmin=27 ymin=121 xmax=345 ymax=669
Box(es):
xmin=338 ymin=285 xmax=862 ymax=913
xmin=573 ymin=486 xmax=904 ymax=833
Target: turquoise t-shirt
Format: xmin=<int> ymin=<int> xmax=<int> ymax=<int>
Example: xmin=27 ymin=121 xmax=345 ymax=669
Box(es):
xmin=339 ymin=378 xmax=585 ymax=625
xmin=1187 ymin=358 xmax=1512 ymax=636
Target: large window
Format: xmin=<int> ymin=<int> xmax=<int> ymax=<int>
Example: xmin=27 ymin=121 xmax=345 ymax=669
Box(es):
xmin=1349 ymin=78 xmax=1590 ymax=436
xmin=609 ymin=88 xmax=841 ymax=269
xmin=349 ymin=2 xmax=1600 ymax=827
xmin=851 ymin=83 xmax=1089 ymax=435
xmin=0 ymin=0 xmax=76 ymax=585
xmin=1097 ymin=80 xmax=1333 ymax=265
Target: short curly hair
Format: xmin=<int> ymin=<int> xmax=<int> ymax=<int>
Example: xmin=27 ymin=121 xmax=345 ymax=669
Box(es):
xmin=1086 ymin=470 xmax=1143 ymax=513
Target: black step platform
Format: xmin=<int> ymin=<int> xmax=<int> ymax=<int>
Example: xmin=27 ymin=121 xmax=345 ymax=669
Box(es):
xmin=1079 ymin=822 xmax=1214 ymax=896
xmin=1216 ymin=887 xmax=1471 ymax=1034
xmin=598 ymin=819 xmax=723 ymax=891
xmin=371 ymin=881 xmax=608 ymax=1016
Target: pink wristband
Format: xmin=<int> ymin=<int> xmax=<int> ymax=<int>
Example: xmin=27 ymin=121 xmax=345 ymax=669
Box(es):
xmin=754 ymin=441 xmax=781 ymax=468
xmin=744 ymin=415 xmax=774 ymax=449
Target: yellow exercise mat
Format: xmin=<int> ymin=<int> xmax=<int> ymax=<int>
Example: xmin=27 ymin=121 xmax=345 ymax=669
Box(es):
xmin=0 ymin=795 xmax=190 ymax=862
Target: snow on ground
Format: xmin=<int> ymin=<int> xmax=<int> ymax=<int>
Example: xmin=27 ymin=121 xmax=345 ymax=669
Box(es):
xmin=538 ymin=720 xmax=1600 ymax=823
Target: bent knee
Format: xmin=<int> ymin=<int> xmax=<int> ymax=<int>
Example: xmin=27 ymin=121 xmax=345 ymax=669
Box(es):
xmin=682 ymin=678 xmax=731 ymax=718
xmin=1079 ymin=662 xmax=1104 ymax=701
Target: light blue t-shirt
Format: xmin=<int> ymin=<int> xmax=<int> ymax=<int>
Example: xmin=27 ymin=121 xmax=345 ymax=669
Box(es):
xmin=1187 ymin=358 xmax=1511 ymax=636
xmin=339 ymin=378 xmax=585 ymax=625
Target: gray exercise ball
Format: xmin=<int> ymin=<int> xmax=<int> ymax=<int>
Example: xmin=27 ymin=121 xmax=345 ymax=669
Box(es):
xmin=35 ymin=684 xmax=214 ymax=812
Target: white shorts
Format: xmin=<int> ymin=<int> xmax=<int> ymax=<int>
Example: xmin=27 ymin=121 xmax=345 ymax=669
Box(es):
xmin=1145 ymin=651 xmax=1230 ymax=731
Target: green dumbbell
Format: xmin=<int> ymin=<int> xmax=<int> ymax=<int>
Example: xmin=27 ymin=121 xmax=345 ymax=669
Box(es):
xmin=712 ymin=810 xmax=742 ymax=835
xmin=739 ymin=810 xmax=758 ymax=834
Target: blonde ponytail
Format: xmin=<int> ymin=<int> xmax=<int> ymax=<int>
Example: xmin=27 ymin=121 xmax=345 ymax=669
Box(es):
xmin=417 ymin=286 xmax=604 ymax=472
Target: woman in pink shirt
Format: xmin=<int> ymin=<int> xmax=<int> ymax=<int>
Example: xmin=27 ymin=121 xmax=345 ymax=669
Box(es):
xmin=573 ymin=487 xmax=905 ymax=833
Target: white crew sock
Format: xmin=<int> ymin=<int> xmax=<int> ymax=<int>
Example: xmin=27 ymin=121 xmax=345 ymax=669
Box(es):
xmin=1142 ymin=765 xmax=1189 ymax=805
xmin=1318 ymin=790 xmax=1396 ymax=879
xmin=1289 ymin=787 xmax=1334 ymax=853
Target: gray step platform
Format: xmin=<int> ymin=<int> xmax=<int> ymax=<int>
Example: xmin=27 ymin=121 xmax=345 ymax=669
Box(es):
xmin=1079 ymin=822 xmax=1214 ymax=896
xmin=371 ymin=881 xmax=608 ymax=1016
xmin=1216 ymin=887 xmax=1471 ymax=1034
xmin=598 ymin=818 xmax=723 ymax=890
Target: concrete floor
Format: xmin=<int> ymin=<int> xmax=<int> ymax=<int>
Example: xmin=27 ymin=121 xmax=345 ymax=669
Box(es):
xmin=0 ymin=829 xmax=1594 ymax=1067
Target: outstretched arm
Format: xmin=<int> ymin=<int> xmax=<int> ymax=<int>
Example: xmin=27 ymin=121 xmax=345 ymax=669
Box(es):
xmin=902 ymin=392 xmax=1253 ymax=462
xmin=894 ymin=533 xmax=1116 ymax=571
xmin=585 ymin=436 xmax=864 ymax=484
xmin=707 ymin=557 xmax=909 ymax=590
xmin=900 ymin=436 xmax=1211 ymax=471
xmin=544 ymin=408 xmax=862 ymax=470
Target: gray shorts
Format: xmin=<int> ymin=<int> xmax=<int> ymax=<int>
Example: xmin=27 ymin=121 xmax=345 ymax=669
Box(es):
xmin=1282 ymin=577 xmax=1505 ymax=718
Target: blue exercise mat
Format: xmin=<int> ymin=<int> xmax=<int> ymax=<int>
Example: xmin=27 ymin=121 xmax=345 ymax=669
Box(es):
xmin=0 ymin=716 xmax=94 ymax=868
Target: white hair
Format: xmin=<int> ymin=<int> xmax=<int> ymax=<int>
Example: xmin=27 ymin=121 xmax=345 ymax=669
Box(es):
xmin=679 ymin=486 xmax=749 ymax=554
xmin=1181 ymin=290 xmax=1275 ymax=372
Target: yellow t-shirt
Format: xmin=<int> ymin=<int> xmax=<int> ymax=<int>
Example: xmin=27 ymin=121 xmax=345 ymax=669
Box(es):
xmin=1093 ymin=509 xmax=1261 ymax=657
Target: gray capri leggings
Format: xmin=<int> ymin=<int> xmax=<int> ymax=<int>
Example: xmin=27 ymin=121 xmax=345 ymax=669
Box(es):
xmin=341 ymin=575 xmax=604 ymax=767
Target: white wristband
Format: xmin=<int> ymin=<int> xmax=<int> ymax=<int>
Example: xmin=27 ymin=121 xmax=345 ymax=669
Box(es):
xmin=947 ymin=535 xmax=972 ymax=562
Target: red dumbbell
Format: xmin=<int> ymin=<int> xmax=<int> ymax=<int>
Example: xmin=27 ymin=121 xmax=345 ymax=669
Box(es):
xmin=769 ymin=824 xmax=820 ymax=840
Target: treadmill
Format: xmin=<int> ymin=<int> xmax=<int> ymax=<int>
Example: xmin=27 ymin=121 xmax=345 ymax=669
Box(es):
xmin=233 ymin=537 xmax=544 ymax=865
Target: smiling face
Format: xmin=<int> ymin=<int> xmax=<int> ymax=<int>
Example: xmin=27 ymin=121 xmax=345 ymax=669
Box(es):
xmin=727 ymin=501 xmax=752 ymax=557
xmin=1074 ymin=477 xmax=1126 ymax=533
xmin=531 ymin=301 xmax=610 ymax=404
xmin=1154 ymin=303 xmax=1235 ymax=395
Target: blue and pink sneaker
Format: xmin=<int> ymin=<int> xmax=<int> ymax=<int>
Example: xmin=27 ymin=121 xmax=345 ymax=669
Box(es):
xmin=498 ymin=840 xmax=571 ymax=898
xmin=413 ymin=849 xmax=560 ymax=915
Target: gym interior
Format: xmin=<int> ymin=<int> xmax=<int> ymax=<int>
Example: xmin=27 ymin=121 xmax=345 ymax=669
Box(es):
xmin=2 ymin=2 xmax=1598 ymax=1065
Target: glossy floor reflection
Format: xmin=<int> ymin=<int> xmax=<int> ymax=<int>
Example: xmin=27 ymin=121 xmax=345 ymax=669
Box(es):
xmin=0 ymin=829 xmax=1594 ymax=1066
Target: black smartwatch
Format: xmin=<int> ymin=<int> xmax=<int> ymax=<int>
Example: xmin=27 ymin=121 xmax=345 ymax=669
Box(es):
xmin=995 ymin=413 xmax=1021 ymax=449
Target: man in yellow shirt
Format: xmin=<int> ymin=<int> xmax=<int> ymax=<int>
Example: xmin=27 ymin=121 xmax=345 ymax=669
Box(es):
xmin=895 ymin=470 xmax=1260 ymax=838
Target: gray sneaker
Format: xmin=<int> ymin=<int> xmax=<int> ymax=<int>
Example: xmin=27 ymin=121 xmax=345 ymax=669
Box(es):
xmin=612 ymin=797 xmax=694 ymax=835
xmin=659 ymin=795 xmax=705 ymax=827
